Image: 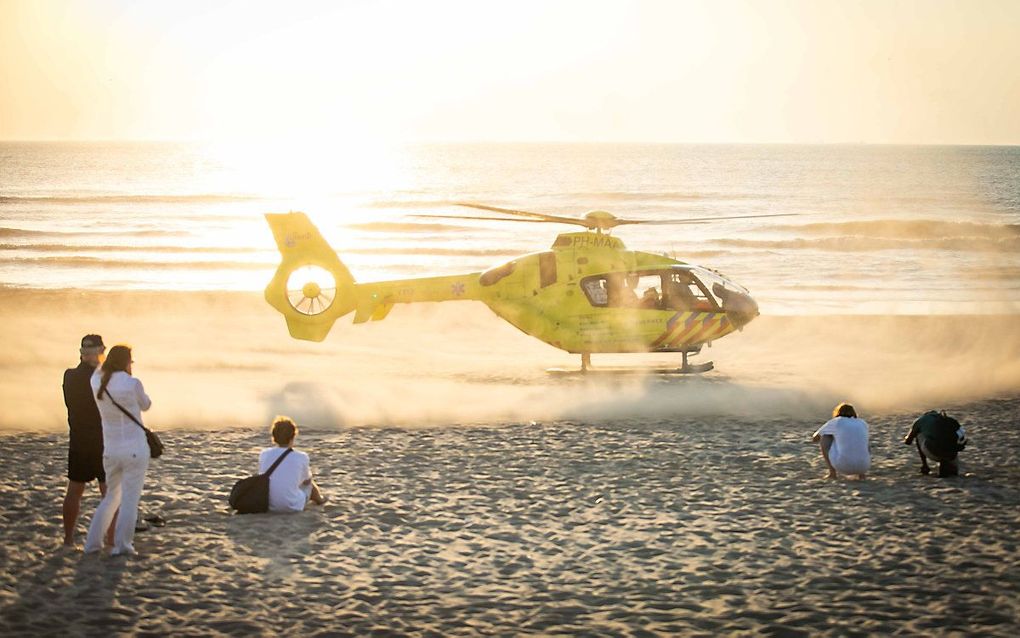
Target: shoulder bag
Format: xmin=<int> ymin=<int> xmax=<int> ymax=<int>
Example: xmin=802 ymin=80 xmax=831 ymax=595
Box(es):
xmin=102 ymin=388 xmax=164 ymax=459
xmin=229 ymin=448 xmax=293 ymax=514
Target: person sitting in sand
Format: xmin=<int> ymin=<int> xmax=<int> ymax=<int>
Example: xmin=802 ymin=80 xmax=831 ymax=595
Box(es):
xmin=812 ymin=403 xmax=870 ymax=480
xmin=259 ymin=416 xmax=326 ymax=512
xmin=903 ymin=410 xmax=967 ymax=477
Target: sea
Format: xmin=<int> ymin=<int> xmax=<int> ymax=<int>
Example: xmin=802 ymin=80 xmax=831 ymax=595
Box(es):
xmin=1 ymin=141 xmax=1018 ymax=315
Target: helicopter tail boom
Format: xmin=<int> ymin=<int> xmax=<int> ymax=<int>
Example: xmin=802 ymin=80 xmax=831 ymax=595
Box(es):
xmin=264 ymin=212 xmax=358 ymax=342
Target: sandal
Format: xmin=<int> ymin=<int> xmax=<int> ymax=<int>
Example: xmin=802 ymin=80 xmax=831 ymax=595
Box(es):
xmin=143 ymin=515 xmax=166 ymax=527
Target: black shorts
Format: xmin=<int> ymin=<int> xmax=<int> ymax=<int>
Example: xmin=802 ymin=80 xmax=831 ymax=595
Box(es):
xmin=67 ymin=445 xmax=106 ymax=483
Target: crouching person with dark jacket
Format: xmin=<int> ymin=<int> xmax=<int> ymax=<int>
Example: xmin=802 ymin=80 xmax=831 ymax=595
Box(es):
xmin=904 ymin=411 xmax=967 ymax=477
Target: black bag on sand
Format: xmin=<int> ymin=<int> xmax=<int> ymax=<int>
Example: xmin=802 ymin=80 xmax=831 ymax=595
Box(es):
xmin=102 ymin=389 xmax=164 ymax=459
xmin=930 ymin=411 xmax=965 ymax=459
xmin=229 ymin=448 xmax=293 ymax=514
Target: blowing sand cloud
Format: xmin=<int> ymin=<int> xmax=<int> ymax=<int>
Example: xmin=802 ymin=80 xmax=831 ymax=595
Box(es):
xmin=2 ymin=288 xmax=1018 ymax=431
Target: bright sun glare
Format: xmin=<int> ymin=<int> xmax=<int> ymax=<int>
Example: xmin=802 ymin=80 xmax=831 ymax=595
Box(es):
xmin=2 ymin=0 xmax=1019 ymax=144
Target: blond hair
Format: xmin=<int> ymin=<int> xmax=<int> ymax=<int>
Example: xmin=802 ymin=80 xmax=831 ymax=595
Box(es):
xmin=271 ymin=416 xmax=298 ymax=445
xmin=832 ymin=402 xmax=857 ymax=418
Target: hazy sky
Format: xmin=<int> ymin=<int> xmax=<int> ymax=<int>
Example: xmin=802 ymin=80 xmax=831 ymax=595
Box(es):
xmin=1 ymin=0 xmax=1018 ymax=144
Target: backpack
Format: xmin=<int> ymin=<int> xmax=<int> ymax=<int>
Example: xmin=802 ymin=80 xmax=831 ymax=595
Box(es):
xmin=928 ymin=411 xmax=965 ymax=459
xmin=229 ymin=448 xmax=293 ymax=514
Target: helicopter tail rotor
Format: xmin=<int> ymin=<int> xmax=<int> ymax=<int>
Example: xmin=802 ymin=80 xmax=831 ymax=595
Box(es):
xmin=264 ymin=212 xmax=358 ymax=341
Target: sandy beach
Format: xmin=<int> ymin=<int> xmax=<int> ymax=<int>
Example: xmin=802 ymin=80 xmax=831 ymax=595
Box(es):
xmin=1 ymin=398 xmax=1018 ymax=636
xmin=1 ymin=288 xmax=1019 ymax=635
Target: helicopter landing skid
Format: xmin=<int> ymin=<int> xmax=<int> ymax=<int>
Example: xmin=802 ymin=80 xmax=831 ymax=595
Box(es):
xmin=548 ymin=351 xmax=714 ymax=376
xmin=678 ymin=349 xmax=714 ymax=374
xmin=546 ymin=362 xmax=714 ymax=376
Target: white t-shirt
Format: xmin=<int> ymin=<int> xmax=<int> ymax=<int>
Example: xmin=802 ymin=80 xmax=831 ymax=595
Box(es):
xmin=258 ymin=447 xmax=312 ymax=513
xmin=814 ymin=416 xmax=871 ymax=475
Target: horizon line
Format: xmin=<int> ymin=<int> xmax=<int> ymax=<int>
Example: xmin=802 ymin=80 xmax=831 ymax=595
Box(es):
xmin=1 ymin=138 xmax=1019 ymax=148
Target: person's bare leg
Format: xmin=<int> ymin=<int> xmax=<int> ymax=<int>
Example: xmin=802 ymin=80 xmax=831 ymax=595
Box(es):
xmin=818 ymin=436 xmax=837 ymax=479
xmin=309 ymin=481 xmax=326 ymax=505
xmin=938 ymin=459 xmax=959 ymax=478
xmin=915 ymin=439 xmax=931 ymax=474
xmin=63 ymin=481 xmax=86 ymax=545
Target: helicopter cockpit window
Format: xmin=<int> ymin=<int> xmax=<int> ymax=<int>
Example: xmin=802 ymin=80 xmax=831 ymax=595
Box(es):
xmin=479 ymin=260 xmax=516 ymax=286
xmin=662 ymin=269 xmax=719 ymax=312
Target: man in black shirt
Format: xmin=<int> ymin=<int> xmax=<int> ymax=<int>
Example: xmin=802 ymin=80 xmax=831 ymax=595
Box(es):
xmin=62 ymin=334 xmax=109 ymax=546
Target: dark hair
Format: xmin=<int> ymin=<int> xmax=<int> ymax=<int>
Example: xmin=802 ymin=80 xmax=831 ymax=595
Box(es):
xmin=271 ymin=416 xmax=298 ymax=445
xmin=833 ymin=402 xmax=857 ymax=418
xmin=97 ymin=345 xmax=132 ymax=400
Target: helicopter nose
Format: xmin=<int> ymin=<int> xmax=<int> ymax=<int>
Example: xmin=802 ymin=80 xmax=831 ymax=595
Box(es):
xmin=726 ymin=291 xmax=759 ymax=328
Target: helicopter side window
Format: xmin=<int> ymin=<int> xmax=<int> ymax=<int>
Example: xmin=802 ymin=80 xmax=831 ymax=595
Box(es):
xmin=634 ymin=274 xmax=664 ymax=310
xmin=582 ymin=273 xmax=666 ymax=309
xmin=606 ymin=273 xmax=638 ymax=307
xmin=581 ymin=276 xmax=608 ymax=307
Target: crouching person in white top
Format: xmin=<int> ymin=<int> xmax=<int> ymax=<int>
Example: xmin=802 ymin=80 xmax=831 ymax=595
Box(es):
xmin=259 ymin=416 xmax=326 ymax=512
xmin=812 ymin=402 xmax=871 ymax=480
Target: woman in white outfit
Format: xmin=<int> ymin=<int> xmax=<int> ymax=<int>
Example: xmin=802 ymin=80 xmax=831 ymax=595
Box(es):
xmin=84 ymin=345 xmax=152 ymax=555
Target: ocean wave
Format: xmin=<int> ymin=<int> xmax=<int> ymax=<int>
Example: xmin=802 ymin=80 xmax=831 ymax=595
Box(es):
xmin=344 ymin=246 xmax=518 ymax=258
xmin=646 ymin=249 xmax=732 ymax=260
xmin=964 ymin=266 xmax=1020 ymax=281
xmin=0 ymin=243 xmax=259 ymax=254
xmin=3 ymin=246 xmax=515 ymax=263
xmin=0 ymin=194 xmax=258 ymax=205
xmin=4 ymin=256 xmax=270 ymax=270
xmin=553 ymin=190 xmax=758 ymax=202
xmin=717 ymin=235 xmax=1020 ymax=252
xmin=771 ymin=283 xmax=897 ymax=292
xmin=363 ymin=199 xmax=460 ymax=209
xmin=347 ymin=221 xmax=473 ymax=233
xmin=771 ymin=219 xmax=1020 ymax=239
xmin=0 ymin=227 xmax=190 ymax=239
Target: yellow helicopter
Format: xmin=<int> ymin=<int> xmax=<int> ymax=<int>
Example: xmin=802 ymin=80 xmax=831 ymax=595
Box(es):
xmin=264 ymin=204 xmax=789 ymax=372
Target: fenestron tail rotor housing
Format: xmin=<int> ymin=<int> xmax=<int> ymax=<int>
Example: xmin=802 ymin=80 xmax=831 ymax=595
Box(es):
xmin=285 ymin=265 xmax=337 ymax=316
xmin=264 ymin=212 xmax=359 ymax=341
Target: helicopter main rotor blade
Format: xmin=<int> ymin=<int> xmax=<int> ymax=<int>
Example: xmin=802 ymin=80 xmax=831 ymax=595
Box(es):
xmin=420 ymin=203 xmax=800 ymax=231
xmin=627 ymin=212 xmax=800 ymax=224
xmin=455 ymin=202 xmax=582 ymax=226
xmin=411 ymin=214 xmax=572 ymax=224
xmin=455 ymin=202 xmax=552 ymax=218
xmin=457 ymin=203 xmax=799 ymax=226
